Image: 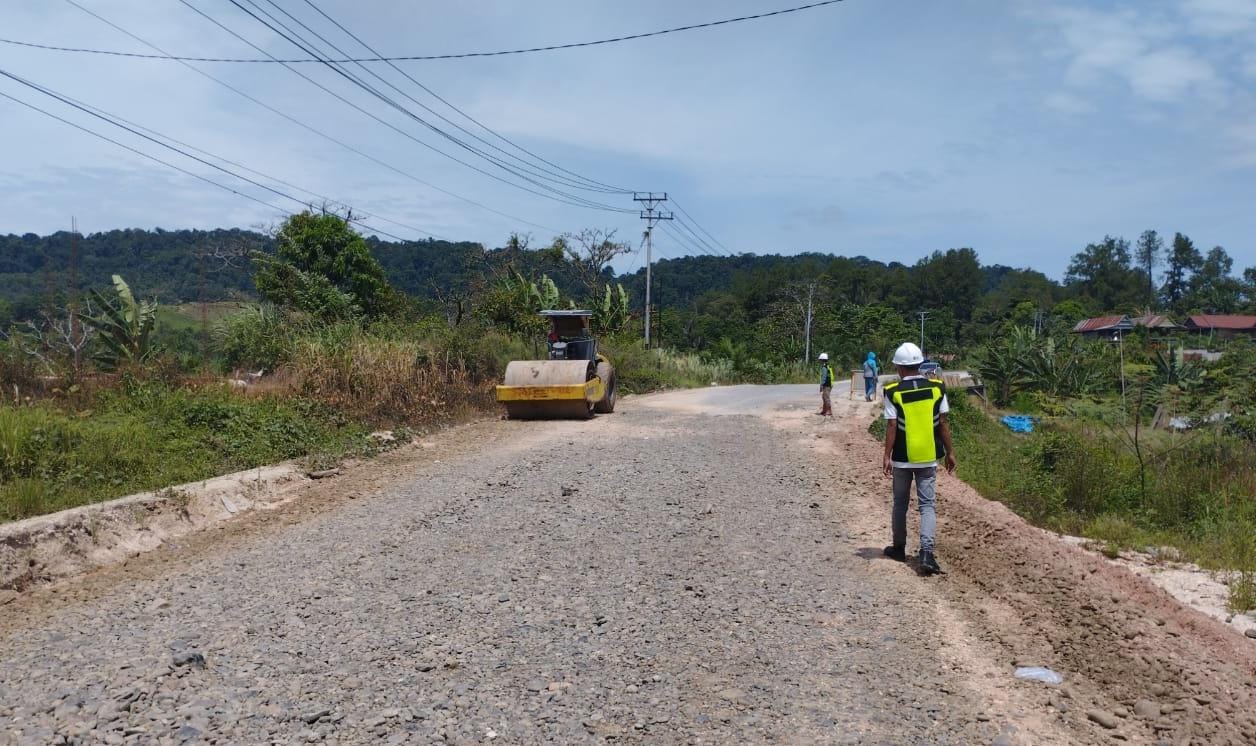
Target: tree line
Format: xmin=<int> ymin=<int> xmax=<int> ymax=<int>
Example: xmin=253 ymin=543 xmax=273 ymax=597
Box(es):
xmin=2 ymin=223 xmax=1252 ymax=369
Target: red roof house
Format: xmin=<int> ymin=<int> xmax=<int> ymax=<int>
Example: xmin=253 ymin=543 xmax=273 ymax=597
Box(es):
xmin=1072 ymin=315 xmax=1133 ymax=338
xmin=1184 ymin=315 xmax=1256 ymax=339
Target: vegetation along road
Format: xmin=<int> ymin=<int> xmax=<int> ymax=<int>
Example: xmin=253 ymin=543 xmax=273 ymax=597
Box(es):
xmin=2 ymin=386 xmax=1253 ymax=745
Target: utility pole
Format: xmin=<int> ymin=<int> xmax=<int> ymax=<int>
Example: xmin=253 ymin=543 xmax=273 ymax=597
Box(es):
xmin=634 ymin=192 xmax=672 ymax=348
xmin=917 ymin=310 xmax=931 ymax=358
xmin=69 ymin=216 xmax=81 ymax=375
xmin=1114 ymin=330 xmax=1126 ymax=412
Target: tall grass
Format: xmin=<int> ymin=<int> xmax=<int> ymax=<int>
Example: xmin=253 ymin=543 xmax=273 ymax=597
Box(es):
xmin=0 ymin=380 xmax=370 ymax=522
xmin=928 ymin=393 xmax=1256 ymax=612
xmin=286 ymin=321 xmax=525 ymax=425
xmin=604 ymin=338 xmax=812 ymax=393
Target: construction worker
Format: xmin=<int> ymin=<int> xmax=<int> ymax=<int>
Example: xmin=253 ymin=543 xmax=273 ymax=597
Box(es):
xmin=882 ymin=342 xmax=956 ymax=575
xmin=817 ymin=353 xmax=834 ymax=416
xmin=862 ymin=351 xmax=879 ymax=401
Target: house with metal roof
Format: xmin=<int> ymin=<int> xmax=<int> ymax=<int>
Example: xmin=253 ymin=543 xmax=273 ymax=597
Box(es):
xmin=1071 ymin=315 xmax=1133 ymax=338
xmin=1130 ymin=314 xmax=1182 ymax=332
xmin=1183 ymin=314 xmax=1256 ymax=339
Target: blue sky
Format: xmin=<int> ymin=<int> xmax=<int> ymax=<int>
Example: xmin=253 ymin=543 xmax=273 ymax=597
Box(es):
xmin=1 ymin=0 xmax=1253 ymax=279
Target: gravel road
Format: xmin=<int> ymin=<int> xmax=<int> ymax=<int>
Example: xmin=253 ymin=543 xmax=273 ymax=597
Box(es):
xmin=1 ymin=384 xmax=1252 ymax=744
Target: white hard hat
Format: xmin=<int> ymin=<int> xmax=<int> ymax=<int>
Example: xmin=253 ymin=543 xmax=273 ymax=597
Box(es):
xmin=818 ymin=353 xmax=829 ymax=361
xmin=892 ymin=342 xmax=924 ymax=366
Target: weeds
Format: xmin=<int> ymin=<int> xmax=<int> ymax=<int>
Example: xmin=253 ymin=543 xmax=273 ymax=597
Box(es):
xmin=0 ymin=384 xmax=368 ymax=522
xmin=1229 ymin=572 xmax=1256 ymax=614
xmin=920 ymin=392 xmax=1256 ymax=611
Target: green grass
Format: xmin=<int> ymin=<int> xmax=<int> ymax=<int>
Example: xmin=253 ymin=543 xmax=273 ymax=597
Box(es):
xmin=871 ymin=392 xmax=1256 ymax=612
xmin=0 ymin=380 xmax=374 ymax=522
xmin=603 ymin=339 xmax=814 ymax=394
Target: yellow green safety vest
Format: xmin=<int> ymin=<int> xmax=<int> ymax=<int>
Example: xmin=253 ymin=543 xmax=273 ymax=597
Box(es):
xmin=821 ymin=363 xmax=835 ymax=387
xmin=885 ymin=378 xmax=947 ymax=463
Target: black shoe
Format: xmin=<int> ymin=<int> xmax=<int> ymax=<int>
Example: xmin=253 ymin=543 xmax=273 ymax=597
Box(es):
xmin=919 ymin=550 xmax=943 ymax=575
xmin=883 ymin=544 xmax=906 ymax=561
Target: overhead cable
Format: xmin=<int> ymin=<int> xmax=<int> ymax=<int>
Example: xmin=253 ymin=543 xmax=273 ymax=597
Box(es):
xmin=9 ymin=76 xmax=445 ymax=240
xmin=246 ymin=0 xmax=627 ymax=199
xmin=0 ymin=75 xmax=410 ymax=242
xmin=200 ymin=0 xmax=634 ymax=213
xmin=298 ymin=0 xmax=634 ymax=195
xmin=670 ymin=198 xmax=733 ymax=255
xmin=2 ymin=1 xmax=847 ymax=63
xmin=61 ymin=0 xmax=562 ymax=233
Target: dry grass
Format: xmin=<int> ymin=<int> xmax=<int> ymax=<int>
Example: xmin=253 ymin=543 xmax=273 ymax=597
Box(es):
xmin=285 ymin=326 xmax=496 ymax=426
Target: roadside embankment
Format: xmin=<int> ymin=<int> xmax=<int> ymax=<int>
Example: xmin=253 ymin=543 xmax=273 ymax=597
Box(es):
xmin=1 ymin=461 xmax=312 ymax=595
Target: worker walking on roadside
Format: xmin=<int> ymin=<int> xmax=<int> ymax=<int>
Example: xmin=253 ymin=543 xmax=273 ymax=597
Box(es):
xmin=881 ymin=342 xmax=956 ymax=575
xmin=816 ymin=353 xmax=834 ymax=416
xmin=862 ymin=351 xmax=879 ymax=401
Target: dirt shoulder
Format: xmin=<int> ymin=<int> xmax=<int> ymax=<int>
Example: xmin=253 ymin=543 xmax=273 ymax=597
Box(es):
xmin=809 ymin=393 xmax=1256 ymax=745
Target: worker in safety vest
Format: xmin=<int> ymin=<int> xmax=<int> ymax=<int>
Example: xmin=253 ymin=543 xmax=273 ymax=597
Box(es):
xmin=881 ymin=342 xmax=956 ymax=575
xmin=816 ymin=353 xmax=834 ymax=416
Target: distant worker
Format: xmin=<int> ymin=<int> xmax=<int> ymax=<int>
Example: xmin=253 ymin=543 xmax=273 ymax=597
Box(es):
xmin=881 ymin=342 xmax=956 ymax=576
xmin=862 ymin=351 xmax=879 ymax=401
xmin=817 ymin=353 xmax=834 ymax=416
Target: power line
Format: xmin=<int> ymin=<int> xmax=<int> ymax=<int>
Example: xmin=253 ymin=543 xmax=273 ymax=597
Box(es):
xmin=61 ymin=0 xmax=563 ymax=234
xmin=659 ymin=220 xmax=720 ymax=258
xmin=245 ymin=0 xmax=627 ymax=199
xmin=671 ymin=214 xmax=728 ymax=257
xmin=670 ymin=198 xmax=733 ymax=255
xmin=297 ymin=0 xmax=634 ymax=195
xmin=196 ymin=0 xmax=634 ymax=213
xmin=0 ymin=68 xmax=410 ymax=242
xmin=8 ymin=74 xmax=446 ymax=241
xmin=2 ymin=1 xmax=847 ymax=63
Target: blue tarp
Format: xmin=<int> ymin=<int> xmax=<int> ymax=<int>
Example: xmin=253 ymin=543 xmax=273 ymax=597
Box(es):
xmin=1000 ymin=415 xmax=1036 ymax=433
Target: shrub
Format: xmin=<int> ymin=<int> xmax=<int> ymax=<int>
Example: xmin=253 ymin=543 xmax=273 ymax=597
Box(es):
xmin=216 ymin=305 xmax=293 ymax=373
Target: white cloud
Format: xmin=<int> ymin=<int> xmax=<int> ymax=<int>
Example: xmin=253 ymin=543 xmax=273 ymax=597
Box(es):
xmin=1182 ymin=0 xmax=1256 ymax=35
xmin=1126 ymin=47 xmax=1219 ymax=101
xmin=1037 ymin=5 xmax=1216 ymax=103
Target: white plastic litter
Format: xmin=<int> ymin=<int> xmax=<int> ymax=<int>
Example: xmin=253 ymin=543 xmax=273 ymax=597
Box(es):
xmin=1014 ymin=666 xmax=1064 ymax=685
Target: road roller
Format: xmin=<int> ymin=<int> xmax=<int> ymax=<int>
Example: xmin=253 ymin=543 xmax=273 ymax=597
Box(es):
xmin=496 ymin=310 xmax=617 ymax=419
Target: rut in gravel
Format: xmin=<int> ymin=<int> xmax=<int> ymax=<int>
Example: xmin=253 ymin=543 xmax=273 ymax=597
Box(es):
xmin=0 ymin=388 xmax=1058 ymax=745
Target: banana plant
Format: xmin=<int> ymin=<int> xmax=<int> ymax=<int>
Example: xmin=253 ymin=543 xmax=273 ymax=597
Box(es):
xmin=593 ymin=283 xmax=631 ymax=336
xmin=79 ymin=275 xmax=157 ymax=370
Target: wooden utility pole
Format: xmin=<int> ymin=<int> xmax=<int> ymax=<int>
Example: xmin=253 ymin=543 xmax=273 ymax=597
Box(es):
xmin=634 ymin=192 xmax=672 ymax=348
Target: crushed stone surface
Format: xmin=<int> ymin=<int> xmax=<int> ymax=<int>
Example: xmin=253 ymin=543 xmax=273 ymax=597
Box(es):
xmin=1 ymin=385 xmax=1252 ymax=744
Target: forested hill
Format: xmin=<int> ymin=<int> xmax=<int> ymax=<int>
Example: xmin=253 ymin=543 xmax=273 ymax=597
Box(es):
xmin=0 ymin=228 xmax=1041 ymax=316
xmin=3 ymin=227 xmax=1251 ymax=348
xmin=0 ymin=228 xmax=488 ymax=313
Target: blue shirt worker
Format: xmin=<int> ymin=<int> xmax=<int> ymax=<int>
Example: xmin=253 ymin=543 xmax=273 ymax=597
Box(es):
xmin=862 ymin=352 xmax=879 ymax=401
xmin=816 ymin=352 xmax=834 ymax=416
xmin=881 ymin=342 xmax=956 ymax=575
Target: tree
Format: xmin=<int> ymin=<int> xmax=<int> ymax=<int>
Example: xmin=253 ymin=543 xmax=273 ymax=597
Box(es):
xmin=910 ymin=248 xmax=982 ymax=324
xmin=253 ymin=211 xmax=402 ymax=321
xmin=1187 ymin=246 xmax=1242 ymax=313
xmin=1161 ymin=232 xmax=1201 ymax=311
xmin=782 ymin=280 xmax=824 ymax=363
xmin=1134 ymin=230 xmax=1163 ymax=308
xmin=558 ymin=228 xmax=631 ymax=298
xmin=1064 ymin=236 xmax=1142 ymax=312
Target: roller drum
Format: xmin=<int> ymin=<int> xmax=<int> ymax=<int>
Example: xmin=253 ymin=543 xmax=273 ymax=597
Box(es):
xmin=499 ymin=360 xmax=595 ymax=420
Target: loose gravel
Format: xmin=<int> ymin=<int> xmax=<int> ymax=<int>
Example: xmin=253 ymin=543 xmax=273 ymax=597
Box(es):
xmin=0 ymin=389 xmax=1046 ymax=744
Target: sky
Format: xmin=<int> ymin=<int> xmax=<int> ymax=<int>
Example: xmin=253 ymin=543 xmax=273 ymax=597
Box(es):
xmin=1 ymin=0 xmax=1254 ymax=279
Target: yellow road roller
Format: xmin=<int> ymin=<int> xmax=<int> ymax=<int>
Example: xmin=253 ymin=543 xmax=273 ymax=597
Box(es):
xmin=496 ymin=310 xmax=617 ymax=419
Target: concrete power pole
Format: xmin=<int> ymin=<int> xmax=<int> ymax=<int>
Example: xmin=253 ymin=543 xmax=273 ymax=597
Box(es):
xmin=917 ymin=310 xmax=931 ymax=358
xmin=634 ymin=192 xmax=673 ymax=348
